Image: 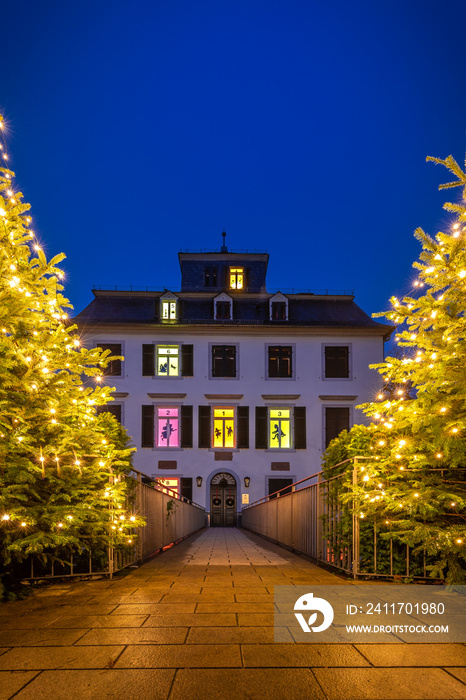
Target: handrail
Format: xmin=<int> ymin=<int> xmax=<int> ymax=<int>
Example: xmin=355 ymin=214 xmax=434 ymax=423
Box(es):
xmin=243 ymin=456 xmax=371 ymax=508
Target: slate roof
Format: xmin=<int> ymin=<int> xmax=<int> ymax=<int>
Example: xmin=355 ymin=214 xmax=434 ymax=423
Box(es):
xmin=73 ymin=292 xmax=393 ymax=337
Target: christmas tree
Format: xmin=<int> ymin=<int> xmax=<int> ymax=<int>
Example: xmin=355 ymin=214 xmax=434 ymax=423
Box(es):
xmin=329 ymin=154 xmax=466 ymax=583
xmin=0 ymin=115 xmax=142 ymax=595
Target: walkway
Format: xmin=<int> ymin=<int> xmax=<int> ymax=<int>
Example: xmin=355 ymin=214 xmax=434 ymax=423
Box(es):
xmin=0 ymin=529 xmax=465 ymax=700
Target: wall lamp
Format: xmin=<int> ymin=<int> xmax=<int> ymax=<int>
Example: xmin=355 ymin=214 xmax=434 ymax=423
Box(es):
xmin=196 ymin=476 xmax=203 ymax=487
xmin=244 ymin=476 xmax=250 ymax=488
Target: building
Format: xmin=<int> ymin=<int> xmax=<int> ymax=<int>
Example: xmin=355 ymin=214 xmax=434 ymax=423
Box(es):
xmin=74 ymin=237 xmax=393 ymax=525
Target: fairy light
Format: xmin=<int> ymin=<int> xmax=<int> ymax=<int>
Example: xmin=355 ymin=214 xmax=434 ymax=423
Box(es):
xmin=2 ymin=514 xmax=10 ymax=521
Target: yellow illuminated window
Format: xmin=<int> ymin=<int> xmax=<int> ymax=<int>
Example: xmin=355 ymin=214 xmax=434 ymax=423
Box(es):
xmin=229 ymin=267 xmax=244 ymax=290
xmin=156 ymin=345 xmax=179 ymax=376
xmin=213 ymin=407 xmax=235 ymax=448
xmin=161 ymin=300 xmax=177 ymax=320
xmin=269 ymin=408 xmax=291 ymax=449
xmin=157 ymin=477 xmax=179 ymax=495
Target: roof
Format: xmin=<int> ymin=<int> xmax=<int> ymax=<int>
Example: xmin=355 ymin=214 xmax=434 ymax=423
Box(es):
xmin=73 ymin=291 xmax=394 ymax=338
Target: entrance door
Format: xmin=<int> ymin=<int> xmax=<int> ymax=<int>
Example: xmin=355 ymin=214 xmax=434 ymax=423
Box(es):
xmin=210 ymin=472 xmax=237 ymax=527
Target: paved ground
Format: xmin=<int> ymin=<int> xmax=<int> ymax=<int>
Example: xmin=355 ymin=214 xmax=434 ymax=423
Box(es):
xmin=0 ymin=528 xmax=465 ymax=700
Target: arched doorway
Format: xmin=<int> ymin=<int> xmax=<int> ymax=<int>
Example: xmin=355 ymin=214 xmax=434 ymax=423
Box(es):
xmin=210 ymin=472 xmax=237 ymax=527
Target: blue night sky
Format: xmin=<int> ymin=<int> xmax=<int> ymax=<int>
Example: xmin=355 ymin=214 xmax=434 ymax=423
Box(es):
xmin=2 ymin=0 xmax=466 ymax=324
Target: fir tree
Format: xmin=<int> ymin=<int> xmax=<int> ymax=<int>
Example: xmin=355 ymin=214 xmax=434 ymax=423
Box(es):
xmin=0 ymin=115 xmax=142 ymax=593
xmin=351 ymin=154 xmax=466 ymax=583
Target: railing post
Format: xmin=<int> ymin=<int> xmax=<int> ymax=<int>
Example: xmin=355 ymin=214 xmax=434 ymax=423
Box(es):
xmin=352 ymin=459 xmax=359 ymax=579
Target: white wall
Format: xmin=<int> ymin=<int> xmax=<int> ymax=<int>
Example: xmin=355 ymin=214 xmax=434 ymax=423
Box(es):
xmin=84 ymin=326 xmax=384 ymax=511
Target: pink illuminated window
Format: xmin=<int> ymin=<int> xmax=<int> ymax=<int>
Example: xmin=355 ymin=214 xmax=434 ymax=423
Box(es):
xmin=156 ymin=407 xmax=179 ymax=447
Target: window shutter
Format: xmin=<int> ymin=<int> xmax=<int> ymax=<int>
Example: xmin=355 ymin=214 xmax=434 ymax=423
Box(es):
xmin=141 ymin=405 xmax=154 ymax=447
xmin=181 ymin=344 xmax=193 ymax=376
xmin=237 ymin=406 xmax=249 ymax=448
xmin=325 ymin=407 xmax=350 ymax=448
xmin=180 ymin=405 xmax=193 ymax=448
xmin=142 ymin=344 xmax=155 ymax=376
xmin=198 ymin=406 xmax=211 ymax=448
xmin=180 ymin=477 xmax=193 ymax=502
xmin=255 ymin=407 xmax=268 ymax=449
xmin=294 ymin=406 xmax=307 ymax=449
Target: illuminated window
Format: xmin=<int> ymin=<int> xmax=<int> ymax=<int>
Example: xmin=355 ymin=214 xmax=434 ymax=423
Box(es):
xmin=213 ymin=407 xmax=236 ymax=448
xmin=156 ymin=407 xmax=179 ymax=447
xmin=229 ymin=267 xmax=244 ymax=290
xmin=157 ymin=477 xmax=179 ymax=495
xmin=161 ymin=299 xmax=177 ymax=320
xmin=156 ymin=345 xmax=179 ymax=377
xmin=269 ymin=408 xmax=291 ymax=449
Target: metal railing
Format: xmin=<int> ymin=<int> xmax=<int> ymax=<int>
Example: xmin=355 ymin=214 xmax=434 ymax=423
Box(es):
xmin=242 ymin=458 xmax=432 ymax=580
xmin=22 ymin=469 xmax=206 ymax=580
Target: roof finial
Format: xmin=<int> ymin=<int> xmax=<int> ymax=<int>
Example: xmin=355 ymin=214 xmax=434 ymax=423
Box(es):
xmin=221 ymin=229 xmax=228 ymax=253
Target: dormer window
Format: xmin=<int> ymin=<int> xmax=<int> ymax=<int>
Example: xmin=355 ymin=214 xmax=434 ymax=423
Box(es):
xmin=160 ymin=292 xmax=178 ymax=321
xmin=204 ymin=266 xmax=217 ymax=287
xmin=214 ymin=293 xmax=232 ymax=320
xmin=269 ymin=292 xmax=288 ymax=321
xmin=229 ymin=267 xmax=244 ymax=290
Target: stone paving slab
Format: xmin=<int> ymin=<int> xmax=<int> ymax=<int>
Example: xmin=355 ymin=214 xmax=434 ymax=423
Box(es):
xmin=0 ymin=646 xmax=124 ymax=670
xmin=186 ymin=626 xmax=294 ymax=644
xmin=47 ymin=615 xmax=148 ymax=628
xmin=0 ymin=629 xmax=88 ymax=647
xmin=115 ymin=643 xmax=242 ymax=668
xmin=74 ymin=628 xmax=188 ymax=646
xmin=241 ymin=643 xmax=370 ymax=668
xmin=12 ymin=669 xmax=175 ymax=700
xmin=169 ymin=668 xmax=326 ymax=700
xmin=142 ymin=613 xmax=237 ymax=627
xmin=0 ymin=671 xmax=39 ymax=700
xmin=313 ymin=667 xmax=466 ymax=700
xmin=355 ymin=643 xmax=466 ymax=667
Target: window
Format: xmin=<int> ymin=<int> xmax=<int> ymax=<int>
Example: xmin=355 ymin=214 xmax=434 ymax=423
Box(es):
xmin=256 ymin=406 xmax=306 ymax=449
xmin=143 ymin=344 xmax=193 ymax=377
xmin=324 ymin=345 xmax=350 ymax=379
xmin=212 ymin=345 xmax=236 ymax=377
xmin=96 ymin=404 xmax=122 ymax=423
xmin=204 ymin=266 xmax=217 ymax=287
xmin=198 ymin=406 xmax=248 ymax=448
xmin=180 ymin=477 xmax=193 ymax=501
xmin=269 ymin=408 xmax=291 ymax=448
xmin=271 ymin=302 xmax=287 ymax=320
xmin=155 ymin=407 xmax=179 ymax=447
xmin=268 ymin=478 xmax=293 ymax=498
xmin=325 ymin=406 xmax=350 ymax=448
xmin=229 ymin=267 xmax=244 ymax=290
xmin=269 ymin=293 xmax=288 ymax=321
xmin=99 ymin=343 xmax=122 ymax=376
xmin=157 ymin=477 xmax=179 ymax=495
xmin=215 ymin=301 xmax=231 ymax=320
xmin=141 ymin=405 xmax=193 ymax=448
xmin=156 ymin=345 xmax=179 ymax=377
xmin=268 ymin=346 xmax=292 ymax=378
xmin=213 ymin=407 xmax=235 ymax=448
xmin=161 ymin=299 xmax=177 ymax=321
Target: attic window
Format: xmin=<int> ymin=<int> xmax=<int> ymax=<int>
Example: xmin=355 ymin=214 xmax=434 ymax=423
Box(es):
xmin=215 ymin=300 xmax=232 ymax=320
xmin=229 ymin=267 xmax=244 ymax=290
xmin=161 ymin=299 xmax=177 ymax=320
xmin=271 ymin=302 xmax=287 ymax=320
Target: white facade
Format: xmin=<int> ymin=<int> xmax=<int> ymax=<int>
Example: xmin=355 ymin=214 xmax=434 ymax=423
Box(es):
xmin=76 ymin=249 xmax=391 ymax=524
